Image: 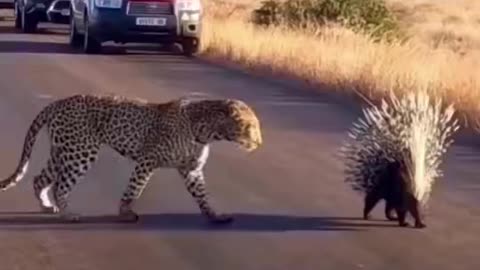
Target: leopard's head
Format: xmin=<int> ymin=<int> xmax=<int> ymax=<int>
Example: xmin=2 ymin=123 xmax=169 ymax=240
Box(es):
xmin=220 ymin=99 xmax=263 ymax=152
xmin=183 ymin=98 xmax=263 ymax=151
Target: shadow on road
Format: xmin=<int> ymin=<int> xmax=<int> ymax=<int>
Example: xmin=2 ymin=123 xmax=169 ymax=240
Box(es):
xmin=0 ymin=40 xmax=78 ymax=54
xmin=0 ymin=25 xmax=21 ymax=34
xmin=0 ymin=16 xmax=14 ymax=22
xmin=0 ymin=212 xmax=398 ymax=232
xmin=0 ymin=25 xmax=67 ymax=35
xmin=0 ymin=39 xmax=182 ymax=55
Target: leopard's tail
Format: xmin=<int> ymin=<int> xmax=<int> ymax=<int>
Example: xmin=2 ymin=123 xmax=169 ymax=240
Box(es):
xmin=0 ymin=103 xmax=54 ymax=190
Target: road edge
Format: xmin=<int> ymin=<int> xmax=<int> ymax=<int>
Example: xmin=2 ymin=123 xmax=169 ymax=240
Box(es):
xmin=197 ymin=54 xmax=480 ymax=151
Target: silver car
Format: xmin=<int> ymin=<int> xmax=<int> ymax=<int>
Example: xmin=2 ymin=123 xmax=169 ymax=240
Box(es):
xmin=69 ymin=0 xmax=203 ymax=56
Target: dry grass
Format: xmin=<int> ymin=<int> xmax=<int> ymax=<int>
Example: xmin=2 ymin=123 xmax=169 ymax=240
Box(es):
xmin=388 ymin=0 xmax=480 ymax=54
xmin=199 ymin=0 xmax=480 ymax=126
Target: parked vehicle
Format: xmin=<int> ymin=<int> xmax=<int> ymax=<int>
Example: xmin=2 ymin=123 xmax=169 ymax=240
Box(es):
xmin=69 ymin=0 xmax=202 ymax=56
xmin=0 ymin=0 xmax=14 ymax=9
xmin=13 ymin=0 xmax=71 ymax=32
xmin=46 ymin=0 xmax=71 ymax=24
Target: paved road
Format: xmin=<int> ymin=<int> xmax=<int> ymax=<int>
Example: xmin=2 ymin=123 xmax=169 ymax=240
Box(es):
xmin=0 ymin=11 xmax=479 ymax=270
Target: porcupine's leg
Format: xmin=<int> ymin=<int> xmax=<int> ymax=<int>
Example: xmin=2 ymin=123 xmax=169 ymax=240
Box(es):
xmin=391 ymin=186 xmax=409 ymax=226
xmin=407 ymin=195 xmax=426 ymax=229
xmin=395 ymin=207 xmax=409 ymax=227
xmin=392 ymin=193 xmax=409 ymax=227
xmin=363 ymin=189 xmax=382 ymax=220
xmin=388 ymin=161 xmax=410 ymax=227
xmin=384 ymin=200 xmax=398 ymax=221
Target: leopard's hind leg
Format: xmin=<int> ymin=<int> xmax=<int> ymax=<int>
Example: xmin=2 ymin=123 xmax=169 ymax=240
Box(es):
xmin=51 ymin=142 xmax=100 ymax=222
xmin=33 ymin=163 xmax=57 ymax=213
xmin=33 ymin=146 xmax=63 ymax=214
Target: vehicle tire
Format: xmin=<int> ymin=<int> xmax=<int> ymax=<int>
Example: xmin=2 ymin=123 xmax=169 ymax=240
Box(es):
xmin=164 ymin=41 xmax=180 ymax=54
xmin=181 ymin=37 xmax=199 ymax=57
xmin=83 ymin=13 xmax=101 ymax=54
xmin=21 ymin=6 xmax=38 ymax=33
xmin=14 ymin=1 xmax=21 ymax=29
xmin=69 ymin=12 xmax=83 ymax=48
xmin=164 ymin=41 xmax=175 ymax=50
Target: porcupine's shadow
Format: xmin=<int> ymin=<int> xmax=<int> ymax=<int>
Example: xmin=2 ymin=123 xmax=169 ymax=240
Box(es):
xmin=0 ymin=212 xmax=398 ymax=232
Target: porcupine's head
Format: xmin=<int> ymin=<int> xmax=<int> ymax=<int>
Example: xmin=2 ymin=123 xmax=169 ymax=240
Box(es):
xmin=340 ymin=91 xmax=459 ymax=206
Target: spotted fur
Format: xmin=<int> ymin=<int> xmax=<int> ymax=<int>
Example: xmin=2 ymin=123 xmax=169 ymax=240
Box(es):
xmin=340 ymin=91 xmax=459 ymax=228
xmin=0 ymin=94 xmax=263 ymax=223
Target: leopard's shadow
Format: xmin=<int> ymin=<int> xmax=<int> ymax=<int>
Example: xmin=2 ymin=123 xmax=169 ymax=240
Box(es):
xmin=0 ymin=212 xmax=398 ymax=232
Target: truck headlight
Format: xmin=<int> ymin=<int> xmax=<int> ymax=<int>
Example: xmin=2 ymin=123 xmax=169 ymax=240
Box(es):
xmin=180 ymin=12 xmax=200 ymax=21
xmin=190 ymin=13 xmax=200 ymax=20
xmin=95 ymin=0 xmax=122 ymax=9
xmin=175 ymin=0 xmax=201 ymax=12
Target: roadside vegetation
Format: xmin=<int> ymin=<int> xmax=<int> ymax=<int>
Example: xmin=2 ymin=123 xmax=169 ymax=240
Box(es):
xmin=199 ymin=0 xmax=480 ymax=127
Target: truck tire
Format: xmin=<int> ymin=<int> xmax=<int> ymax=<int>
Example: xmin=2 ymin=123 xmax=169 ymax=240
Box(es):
xmin=181 ymin=37 xmax=199 ymax=57
xmin=21 ymin=6 xmax=38 ymax=33
xmin=83 ymin=13 xmax=101 ymax=54
xmin=69 ymin=12 xmax=83 ymax=48
xmin=14 ymin=1 xmax=21 ymax=29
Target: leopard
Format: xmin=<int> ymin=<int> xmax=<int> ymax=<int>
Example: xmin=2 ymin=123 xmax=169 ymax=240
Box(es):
xmin=0 ymin=94 xmax=263 ymax=224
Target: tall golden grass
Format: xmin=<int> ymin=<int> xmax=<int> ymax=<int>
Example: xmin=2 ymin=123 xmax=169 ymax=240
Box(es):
xmin=199 ymin=0 xmax=480 ymax=126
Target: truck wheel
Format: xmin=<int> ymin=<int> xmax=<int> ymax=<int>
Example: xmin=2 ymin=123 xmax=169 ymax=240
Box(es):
xmin=181 ymin=37 xmax=199 ymax=57
xmin=69 ymin=12 xmax=83 ymax=48
xmin=83 ymin=13 xmax=101 ymax=54
xmin=164 ymin=42 xmax=181 ymax=54
xmin=21 ymin=6 xmax=38 ymax=33
xmin=14 ymin=1 xmax=21 ymax=29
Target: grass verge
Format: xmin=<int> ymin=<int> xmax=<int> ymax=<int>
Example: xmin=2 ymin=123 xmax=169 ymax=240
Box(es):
xmin=199 ymin=0 xmax=480 ymax=128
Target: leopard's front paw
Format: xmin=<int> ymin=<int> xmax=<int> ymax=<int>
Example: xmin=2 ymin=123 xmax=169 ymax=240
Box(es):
xmin=118 ymin=210 xmax=140 ymax=223
xmin=207 ymin=213 xmax=234 ymax=225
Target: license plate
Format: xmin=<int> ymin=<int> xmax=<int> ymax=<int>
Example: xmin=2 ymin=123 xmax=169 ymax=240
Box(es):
xmin=35 ymin=3 xmax=45 ymax=8
xmin=135 ymin=17 xmax=167 ymax=26
xmin=61 ymin=9 xmax=70 ymax=16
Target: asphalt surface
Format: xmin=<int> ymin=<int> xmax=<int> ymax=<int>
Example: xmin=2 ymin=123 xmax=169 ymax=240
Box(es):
xmin=0 ymin=10 xmax=480 ymax=270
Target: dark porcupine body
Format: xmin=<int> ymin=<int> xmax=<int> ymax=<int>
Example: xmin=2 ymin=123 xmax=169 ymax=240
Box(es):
xmin=362 ymin=160 xmax=424 ymax=228
xmin=341 ymin=91 xmax=459 ymax=229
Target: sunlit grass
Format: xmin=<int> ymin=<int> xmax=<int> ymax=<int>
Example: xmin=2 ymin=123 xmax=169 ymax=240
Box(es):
xmin=199 ymin=0 xmax=480 ymax=126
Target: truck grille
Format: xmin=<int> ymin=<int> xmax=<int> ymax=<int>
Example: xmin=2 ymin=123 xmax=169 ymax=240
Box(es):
xmin=53 ymin=0 xmax=70 ymax=9
xmin=127 ymin=2 xmax=173 ymax=16
xmin=48 ymin=0 xmax=70 ymax=10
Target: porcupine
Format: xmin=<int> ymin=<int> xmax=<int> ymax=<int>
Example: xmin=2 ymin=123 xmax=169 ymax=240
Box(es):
xmin=340 ymin=91 xmax=459 ymax=228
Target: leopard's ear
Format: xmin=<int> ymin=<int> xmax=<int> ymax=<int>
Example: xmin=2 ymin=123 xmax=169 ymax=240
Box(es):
xmin=225 ymin=99 xmax=237 ymax=105
xmin=224 ymin=99 xmax=247 ymax=116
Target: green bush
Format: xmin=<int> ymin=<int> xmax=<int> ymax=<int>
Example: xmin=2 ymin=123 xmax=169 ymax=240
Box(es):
xmin=252 ymin=0 xmax=401 ymax=41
